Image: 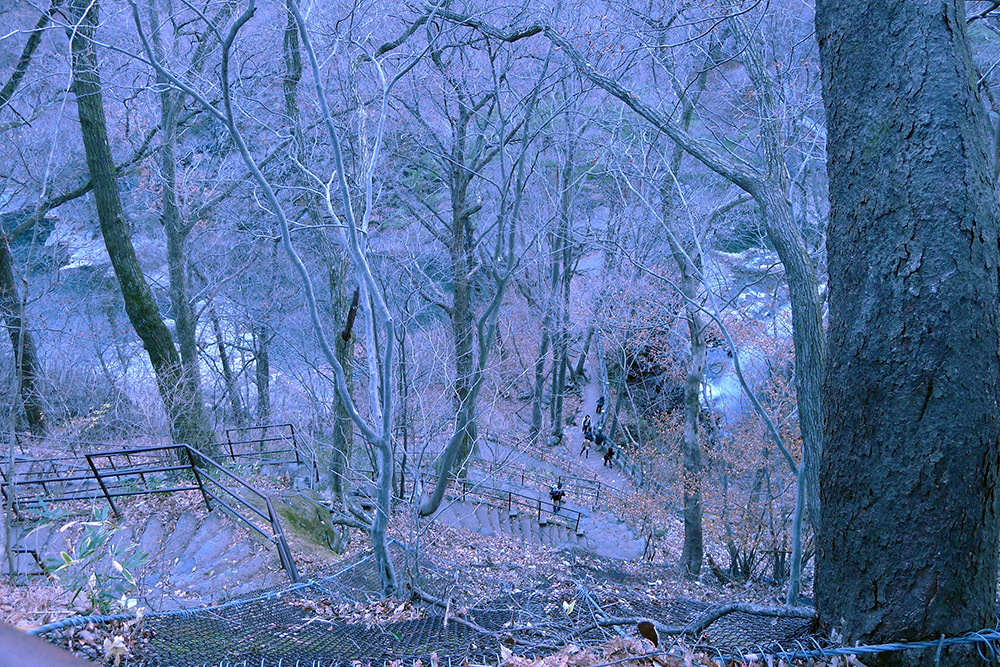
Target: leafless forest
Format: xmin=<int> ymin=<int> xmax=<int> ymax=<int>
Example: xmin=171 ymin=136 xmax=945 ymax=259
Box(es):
xmin=2 ymin=2 xmax=1000 ymax=665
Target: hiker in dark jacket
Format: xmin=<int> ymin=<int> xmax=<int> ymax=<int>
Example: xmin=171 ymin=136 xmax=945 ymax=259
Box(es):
xmin=549 ymin=481 xmax=566 ymax=512
xmin=603 ymin=444 xmax=615 ymax=467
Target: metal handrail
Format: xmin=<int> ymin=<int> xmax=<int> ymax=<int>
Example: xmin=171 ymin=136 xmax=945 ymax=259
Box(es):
xmin=3 ymin=439 xmax=301 ymax=583
xmin=219 ymin=423 xmax=316 ymax=484
xmin=472 ymin=459 xmax=622 ymax=506
xmin=423 ymin=471 xmax=583 ymax=533
xmin=184 ymin=445 xmax=299 ymax=583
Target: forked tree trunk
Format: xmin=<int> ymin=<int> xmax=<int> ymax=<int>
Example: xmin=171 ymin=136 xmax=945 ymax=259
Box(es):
xmin=210 ymin=309 xmax=246 ymax=426
xmin=280 ymin=2 xmax=355 ymax=499
xmin=817 ymin=2 xmax=1000 ymax=663
xmin=0 ymin=234 xmax=44 ymax=435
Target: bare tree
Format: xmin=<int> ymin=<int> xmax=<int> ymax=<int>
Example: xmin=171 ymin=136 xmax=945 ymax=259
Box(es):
xmin=129 ymin=0 xmax=445 ymax=594
xmin=69 ymin=0 xmax=214 ymax=453
xmin=416 ymin=25 xmax=556 ymax=516
xmin=432 ymin=1 xmax=824 ymax=604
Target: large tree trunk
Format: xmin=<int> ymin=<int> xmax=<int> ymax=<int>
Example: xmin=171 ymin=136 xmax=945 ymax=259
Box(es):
xmin=69 ymin=0 xmax=212 ymax=452
xmin=0 ymin=234 xmax=44 ymax=435
xmin=161 ymin=109 xmax=211 ymax=445
xmin=447 ymin=201 xmax=477 ymax=470
xmin=677 ymin=279 xmax=705 ymax=578
xmin=816 ymin=2 xmax=1000 ymax=663
xmin=529 ymin=327 xmax=551 ymax=446
xmin=330 ymin=265 xmax=356 ymax=500
xmin=253 ymin=323 xmax=270 ymax=425
xmin=663 ymin=190 xmax=706 ymax=577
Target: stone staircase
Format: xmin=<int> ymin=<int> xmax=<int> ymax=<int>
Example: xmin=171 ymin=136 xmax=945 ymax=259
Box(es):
xmin=431 ymin=498 xmax=644 ymax=559
xmin=8 ymin=508 xmax=287 ymax=611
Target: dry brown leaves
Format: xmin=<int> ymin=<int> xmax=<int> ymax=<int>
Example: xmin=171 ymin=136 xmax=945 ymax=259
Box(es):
xmin=500 ymin=638 xmax=719 ymax=667
xmin=0 ymin=579 xmax=74 ymax=629
xmin=501 ymin=637 xmax=871 ymax=667
xmin=289 ymin=596 xmax=425 ymax=628
xmin=43 ymin=613 xmax=153 ymax=665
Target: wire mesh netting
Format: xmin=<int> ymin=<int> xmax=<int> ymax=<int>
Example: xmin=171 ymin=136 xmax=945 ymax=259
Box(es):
xmin=36 ymin=543 xmax=816 ymax=666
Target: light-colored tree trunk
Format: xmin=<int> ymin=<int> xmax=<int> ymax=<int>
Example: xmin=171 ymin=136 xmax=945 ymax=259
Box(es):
xmin=210 ymin=309 xmax=246 ymax=426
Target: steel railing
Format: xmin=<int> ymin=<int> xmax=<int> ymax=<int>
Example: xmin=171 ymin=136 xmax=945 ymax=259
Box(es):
xmin=2 ymin=441 xmax=299 ymax=583
xmin=422 ymin=470 xmax=584 ymax=533
xmin=219 ymin=423 xmax=317 ymax=483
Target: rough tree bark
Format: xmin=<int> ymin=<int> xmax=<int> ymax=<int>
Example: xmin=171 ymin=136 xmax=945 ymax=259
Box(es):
xmin=331 ymin=277 xmax=357 ymax=500
xmin=529 ymin=326 xmax=551 ymax=446
xmin=445 ymin=117 xmax=480 ymax=471
xmin=253 ymin=323 xmax=270 ymax=425
xmin=816 ymin=2 xmax=1000 ymax=663
xmin=70 ymin=0 xmax=212 ymax=452
xmin=0 ymin=234 xmax=44 ymax=435
xmin=144 ymin=0 xmax=218 ymax=447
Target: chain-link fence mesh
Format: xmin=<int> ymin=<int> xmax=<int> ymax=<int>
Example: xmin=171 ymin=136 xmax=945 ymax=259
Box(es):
xmin=35 ymin=543 xmax=815 ymax=666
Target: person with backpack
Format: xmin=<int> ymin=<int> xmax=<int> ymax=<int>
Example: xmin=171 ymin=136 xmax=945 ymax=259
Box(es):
xmin=549 ymin=481 xmax=566 ymax=513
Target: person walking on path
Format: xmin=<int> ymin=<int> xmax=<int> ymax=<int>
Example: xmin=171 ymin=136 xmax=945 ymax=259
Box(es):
xmin=582 ymin=414 xmax=592 ymax=435
xmin=580 ymin=430 xmax=592 ymax=458
xmin=603 ymin=444 xmax=615 ymax=468
xmin=596 ymin=396 xmax=605 ymax=415
xmin=549 ymin=481 xmax=566 ymax=513
xmin=594 ymin=429 xmax=607 ymax=451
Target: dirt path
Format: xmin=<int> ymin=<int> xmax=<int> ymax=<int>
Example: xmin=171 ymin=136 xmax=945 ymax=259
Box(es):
xmin=553 ymin=352 xmax=633 ymax=491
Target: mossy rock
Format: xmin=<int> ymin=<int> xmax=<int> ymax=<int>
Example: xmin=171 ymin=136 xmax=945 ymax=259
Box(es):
xmin=245 ymin=490 xmax=340 ymax=555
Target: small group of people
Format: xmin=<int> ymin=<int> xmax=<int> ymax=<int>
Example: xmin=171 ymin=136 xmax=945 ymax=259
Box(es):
xmin=580 ymin=408 xmax=614 ymax=467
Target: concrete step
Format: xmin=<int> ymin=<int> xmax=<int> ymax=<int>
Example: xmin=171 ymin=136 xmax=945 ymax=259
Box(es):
xmin=160 ymin=512 xmax=200 ymax=568
xmin=473 ymin=503 xmax=494 ymax=537
xmin=173 ymin=512 xmax=225 ymax=571
xmin=516 ymin=515 xmax=532 ymax=544
xmin=222 ymin=561 xmax=284 ymax=599
xmin=171 ymin=518 xmax=237 ymax=583
xmin=136 ymin=515 xmax=165 ymax=562
xmin=486 ymin=505 xmax=502 ymax=535
xmin=506 ymin=511 xmax=523 ymax=541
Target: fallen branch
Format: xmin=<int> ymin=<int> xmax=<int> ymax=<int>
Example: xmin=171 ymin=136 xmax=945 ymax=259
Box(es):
xmin=684 ymin=602 xmax=816 ymax=637
xmin=570 ymin=603 xmax=816 ymax=643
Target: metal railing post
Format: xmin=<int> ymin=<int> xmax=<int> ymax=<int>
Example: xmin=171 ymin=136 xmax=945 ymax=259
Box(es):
xmin=289 ymin=423 xmax=301 ymax=465
xmin=265 ymin=499 xmax=299 ymax=582
xmin=85 ymin=454 xmax=120 ymax=517
xmin=225 ymin=429 xmax=236 ymax=462
xmin=183 ymin=446 xmax=213 ymax=511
